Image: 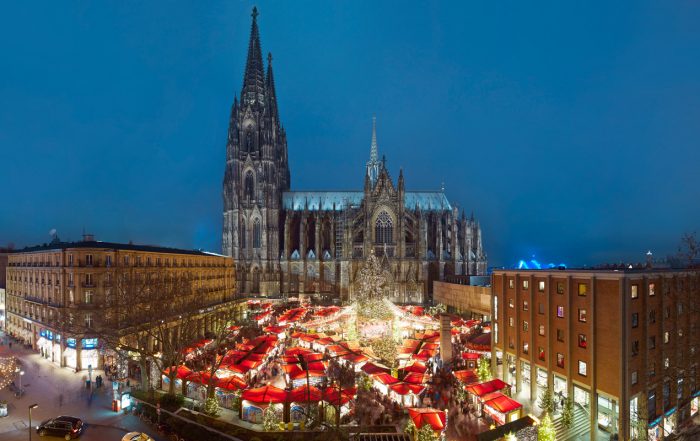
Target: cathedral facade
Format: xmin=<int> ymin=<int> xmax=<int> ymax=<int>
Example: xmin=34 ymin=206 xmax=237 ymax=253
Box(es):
xmin=222 ymin=9 xmax=487 ymax=303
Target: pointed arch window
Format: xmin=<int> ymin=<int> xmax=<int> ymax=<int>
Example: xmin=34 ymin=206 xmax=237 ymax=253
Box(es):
xmin=253 ymin=218 xmax=262 ymax=249
xmin=375 ymin=211 xmax=393 ymax=245
xmin=240 ymin=222 xmax=246 ymax=249
xmin=244 ymin=171 xmax=254 ymax=200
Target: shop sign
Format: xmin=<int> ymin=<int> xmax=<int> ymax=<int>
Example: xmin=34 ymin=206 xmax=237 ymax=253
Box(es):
xmin=82 ymin=338 xmax=98 ymax=349
xmin=67 ymin=338 xmax=77 ymax=348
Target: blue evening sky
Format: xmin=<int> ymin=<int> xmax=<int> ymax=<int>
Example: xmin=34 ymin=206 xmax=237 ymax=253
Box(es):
xmin=1 ymin=1 xmax=699 ymax=267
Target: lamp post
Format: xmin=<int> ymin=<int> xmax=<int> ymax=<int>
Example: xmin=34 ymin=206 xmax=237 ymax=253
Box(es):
xmin=28 ymin=403 xmax=38 ymax=441
xmin=16 ymin=369 xmax=25 ymax=396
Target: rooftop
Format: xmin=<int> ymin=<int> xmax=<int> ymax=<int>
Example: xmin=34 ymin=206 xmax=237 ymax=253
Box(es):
xmin=12 ymin=240 xmax=225 ymax=257
xmin=282 ymin=190 xmax=452 ymax=211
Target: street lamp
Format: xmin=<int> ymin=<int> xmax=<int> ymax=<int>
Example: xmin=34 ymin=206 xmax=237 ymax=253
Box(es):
xmin=28 ymin=403 xmax=38 ymax=441
xmin=16 ymin=369 xmax=25 ymax=396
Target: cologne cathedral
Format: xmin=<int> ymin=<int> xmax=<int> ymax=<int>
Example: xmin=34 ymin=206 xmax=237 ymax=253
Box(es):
xmin=222 ymin=8 xmax=487 ymax=302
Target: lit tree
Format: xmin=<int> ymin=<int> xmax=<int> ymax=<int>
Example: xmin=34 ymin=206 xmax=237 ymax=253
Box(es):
xmin=538 ymin=413 xmax=556 ymax=441
xmin=538 ymin=386 xmax=555 ymax=416
xmin=477 ymin=356 xmax=492 ymax=381
xmin=263 ymin=402 xmax=281 ymax=431
xmin=354 ymin=254 xmax=392 ymax=321
xmin=561 ymin=396 xmax=573 ymax=429
xmin=204 ymin=396 xmax=220 ymax=417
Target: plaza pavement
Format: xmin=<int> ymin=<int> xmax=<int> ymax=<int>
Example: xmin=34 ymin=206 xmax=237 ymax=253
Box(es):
xmin=0 ymin=333 xmax=166 ymax=441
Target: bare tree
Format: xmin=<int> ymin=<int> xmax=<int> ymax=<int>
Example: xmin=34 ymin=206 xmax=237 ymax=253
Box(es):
xmin=677 ymin=232 xmax=698 ymax=267
xmin=55 ymin=264 xmax=211 ymax=392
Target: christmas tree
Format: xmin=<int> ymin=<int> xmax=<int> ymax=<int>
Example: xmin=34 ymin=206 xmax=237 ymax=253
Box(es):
xmin=477 ymin=356 xmax=492 ymax=381
xmin=354 ymin=254 xmax=392 ymax=321
xmin=562 ymin=396 xmax=573 ymax=429
xmin=204 ymin=396 xmax=220 ymax=417
xmin=538 ymin=387 xmax=555 ymax=415
xmin=538 ymin=413 xmax=556 ymax=441
xmin=263 ymin=403 xmax=281 ymax=431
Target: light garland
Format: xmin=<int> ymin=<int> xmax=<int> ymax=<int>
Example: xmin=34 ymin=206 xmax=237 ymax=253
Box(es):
xmin=0 ymin=357 xmax=20 ymax=391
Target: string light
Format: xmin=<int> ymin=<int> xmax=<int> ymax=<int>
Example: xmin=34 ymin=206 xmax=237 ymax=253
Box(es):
xmin=0 ymin=357 xmax=20 ymax=391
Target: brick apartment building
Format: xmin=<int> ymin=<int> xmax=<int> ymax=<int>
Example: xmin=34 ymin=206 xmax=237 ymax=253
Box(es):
xmin=491 ymin=269 xmax=700 ymax=441
xmin=5 ymin=237 xmax=243 ymax=372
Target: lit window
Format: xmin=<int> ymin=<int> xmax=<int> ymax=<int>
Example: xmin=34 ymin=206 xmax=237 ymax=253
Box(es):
xmin=556 ymin=282 xmax=564 ymax=294
xmin=649 ymin=283 xmax=655 ymax=296
xmin=631 ymin=285 xmax=638 ymax=299
xmin=523 ymin=342 xmax=529 ymax=354
xmin=523 ymin=321 xmax=529 ymax=332
xmin=509 ymin=317 xmax=514 ymax=327
xmin=631 ymin=371 xmax=638 ymax=385
xmin=664 ymin=358 xmax=670 ymax=369
xmin=84 ymin=313 xmax=93 ymax=328
xmin=538 ymin=281 xmax=545 ymax=292
xmin=523 ymin=280 xmax=529 ymax=289
xmin=578 ymin=283 xmax=587 ymax=296
xmin=678 ymin=329 xmax=683 ymax=337
xmin=578 ymin=361 xmax=587 ymax=376
xmin=509 ymin=279 xmax=514 ymax=289
xmin=557 ymin=306 xmax=564 ymax=318
xmin=578 ymin=309 xmax=587 ymax=322
xmin=557 ymin=353 xmax=564 ymax=368
xmin=85 ymin=291 xmax=93 ymax=304
xmin=664 ymin=332 xmax=670 ymax=344
xmin=509 ymin=298 xmax=514 ymax=308
xmin=523 ymin=300 xmax=529 ymax=311
xmin=538 ymin=347 xmax=545 ymax=361
xmin=494 ymin=296 xmax=498 ymax=316
xmin=494 ymin=323 xmax=498 ymax=344
xmin=539 ymin=325 xmax=545 ymax=336
xmin=578 ymin=334 xmax=587 ymax=348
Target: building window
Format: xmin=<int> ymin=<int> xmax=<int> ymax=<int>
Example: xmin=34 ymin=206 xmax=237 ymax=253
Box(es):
xmin=375 ymin=211 xmax=393 ymax=244
xmin=241 ymin=222 xmax=246 ymax=249
xmin=578 ymin=283 xmax=587 ymax=296
xmin=68 ymin=254 xmax=74 ymax=265
xmin=648 ymin=390 xmax=656 ymax=418
xmin=631 ymin=284 xmax=639 ymax=299
xmin=678 ymin=303 xmax=684 ymax=314
xmin=664 ymin=357 xmax=670 ymax=369
xmin=649 ymin=362 xmax=656 ymax=378
xmin=632 ymin=340 xmax=639 ymax=356
xmin=106 ymin=255 xmax=112 ymax=267
xmin=509 ymin=298 xmax=514 ymax=308
xmin=494 ymin=323 xmax=498 ymax=344
xmin=556 ymin=282 xmax=564 ymax=294
xmin=523 ymin=342 xmax=529 ymax=354
xmin=538 ymin=347 xmax=545 ymax=361
xmin=509 ymin=317 xmax=514 ymax=327
xmin=253 ymin=218 xmax=262 ymax=248
xmin=632 ymin=313 xmax=638 ymax=328
xmin=665 ymin=306 xmax=671 ymax=319
xmin=557 ymin=329 xmax=564 ymax=342
xmin=494 ymin=296 xmax=498 ymax=316
xmin=509 ymin=337 xmax=514 ymax=349
xmin=557 ymin=353 xmax=564 ymax=368
xmin=244 ymin=170 xmax=254 ymax=200
xmin=85 ymin=290 xmax=93 ymax=304
xmin=578 ymin=361 xmax=587 ymax=377
xmin=85 ymin=313 xmax=93 ymax=328
xmin=124 ymin=256 xmax=130 ymax=265
xmin=678 ymin=328 xmax=683 ymax=338
xmin=85 ymin=254 xmax=93 ymax=265
xmin=539 ymin=325 xmax=545 ymax=336
xmin=631 ymin=371 xmax=638 ymax=385
xmin=649 ymin=309 xmax=656 ymax=324
xmin=538 ymin=281 xmax=545 ymax=292
xmin=509 ymin=279 xmax=514 ymax=289
xmin=649 ymin=283 xmax=655 ymax=296
xmin=557 ymin=306 xmax=564 ymax=318
xmin=664 ymin=331 xmax=670 ymax=344
xmin=85 ymin=274 xmax=93 ymax=286
xmin=523 ymin=300 xmax=529 ymax=311
xmin=539 ymin=303 xmax=545 ymax=314
xmin=523 ymin=321 xmax=529 ymax=332
xmin=578 ymin=309 xmax=587 ymax=322
xmin=523 ymin=280 xmax=529 ymax=289
xmin=649 ymin=335 xmax=656 ymax=349
xmin=578 ymin=334 xmax=587 ymax=348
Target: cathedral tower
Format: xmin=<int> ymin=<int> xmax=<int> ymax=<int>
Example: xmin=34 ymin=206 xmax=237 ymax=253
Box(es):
xmin=222 ymin=7 xmax=290 ymax=295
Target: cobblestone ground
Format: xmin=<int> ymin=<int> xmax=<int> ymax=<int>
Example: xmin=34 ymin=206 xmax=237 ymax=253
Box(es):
xmin=0 ymin=332 xmax=166 ymax=441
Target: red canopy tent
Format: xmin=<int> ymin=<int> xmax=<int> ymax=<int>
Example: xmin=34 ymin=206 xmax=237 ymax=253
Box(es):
xmin=372 ymin=373 xmax=400 ymax=386
xmin=465 ymin=379 xmax=510 ymax=397
xmin=361 ymin=362 xmax=391 ymax=376
xmin=216 ymin=376 xmax=247 ymax=391
xmin=390 ymin=382 xmax=426 ymax=396
xmin=400 ymin=361 xmax=427 ymax=374
xmin=163 ymin=366 xmax=193 ymax=380
xmin=461 ymin=352 xmax=480 ymax=360
xmin=483 ymin=393 xmax=522 ymax=413
xmin=403 ymin=372 xmax=428 ymax=385
xmin=453 ymin=369 xmax=479 ymax=385
xmin=242 ymin=385 xmax=288 ymax=404
xmin=407 ymin=408 xmax=446 ymax=431
xmin=322 ymin=387 xmax=357 ymax=405
xmin=289 ymin=385 xmax=323 ymax=402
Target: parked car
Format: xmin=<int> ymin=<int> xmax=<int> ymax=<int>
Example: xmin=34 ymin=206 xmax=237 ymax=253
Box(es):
xmin=121 ymin=432 xmax=154 ymax=441
xmin=36 ymin=416 xmax=84 ymax=439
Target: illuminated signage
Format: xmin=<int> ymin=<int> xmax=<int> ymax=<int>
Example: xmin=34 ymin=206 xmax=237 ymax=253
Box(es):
xmin=66 ymin=338 xmax=77 ymax=348
xmin=82 ymin=338 xmax=98 ymax=349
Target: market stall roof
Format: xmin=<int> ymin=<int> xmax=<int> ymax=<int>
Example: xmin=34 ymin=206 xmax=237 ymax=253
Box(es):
xmin=322 ymin=386 xmax=357 ymax=405
xmin=289 ymin=370 xmax=326 ymax=381
xmin=453 ymin=369 xmax=479 ymax=385
xmin=466 ymin=379 xmax=510 ymax=397
xmin=289 ymin=385 xmax=323 ymax=402
xmin=216 ymin=375 xmax=247 ymax=391
xmin=403 ymin=372 xmax=428 ymax=385
xmin=483 ymin=393 xmax=522 ymax=414
xmin=461 ymin=352 xmax=481 ymax=360
xmin=340 ymin=353 xmax=369 ymax=364
xmin=242 ymin=385 xmax=288 ymax=404
xmin=390 ymin=382 xmax=425 ymax=396
xmin=361 ymin=362 xmax=391 ymax=376
xmin=466 ymin=332 xmax=491 ymax=352
xmin=400 ymin=361 xmax=427 ymax=374
xmin=407 ymin=408 xmax=446 ymax=431
xmin=263 ymin=325 xmax=288 ymax=334
xmin=373 ymin=373 xmax=400 ymax=385
xmin=163 ymin=365 xmax=192 ymax=380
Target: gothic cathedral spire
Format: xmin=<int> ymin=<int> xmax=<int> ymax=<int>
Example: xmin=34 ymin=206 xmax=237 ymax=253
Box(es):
xmin=242 ymin=7 xmax=265 ymax=105
xmin=366 ymin=116 xmax=380 ymax=186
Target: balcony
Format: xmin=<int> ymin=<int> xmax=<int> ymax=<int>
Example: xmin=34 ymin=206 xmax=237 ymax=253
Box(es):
xmin=25 ymin=295 xmax=45 ymax=305
xmin=81 ymin=282 xmax=96 ymax=288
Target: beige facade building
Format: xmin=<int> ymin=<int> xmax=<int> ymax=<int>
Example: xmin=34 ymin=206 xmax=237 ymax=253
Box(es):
xmin=491 ymin=269 xmax=700 ymax=441
xmin=5 ymin=237 xmax=242 ymax=372
xmin=433 ymin=278 xmax=491 ymax=319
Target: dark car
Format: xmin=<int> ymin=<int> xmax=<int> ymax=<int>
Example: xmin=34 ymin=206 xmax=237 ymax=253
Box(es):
xmin=36 ymin=416 xmax=84 ymax=439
